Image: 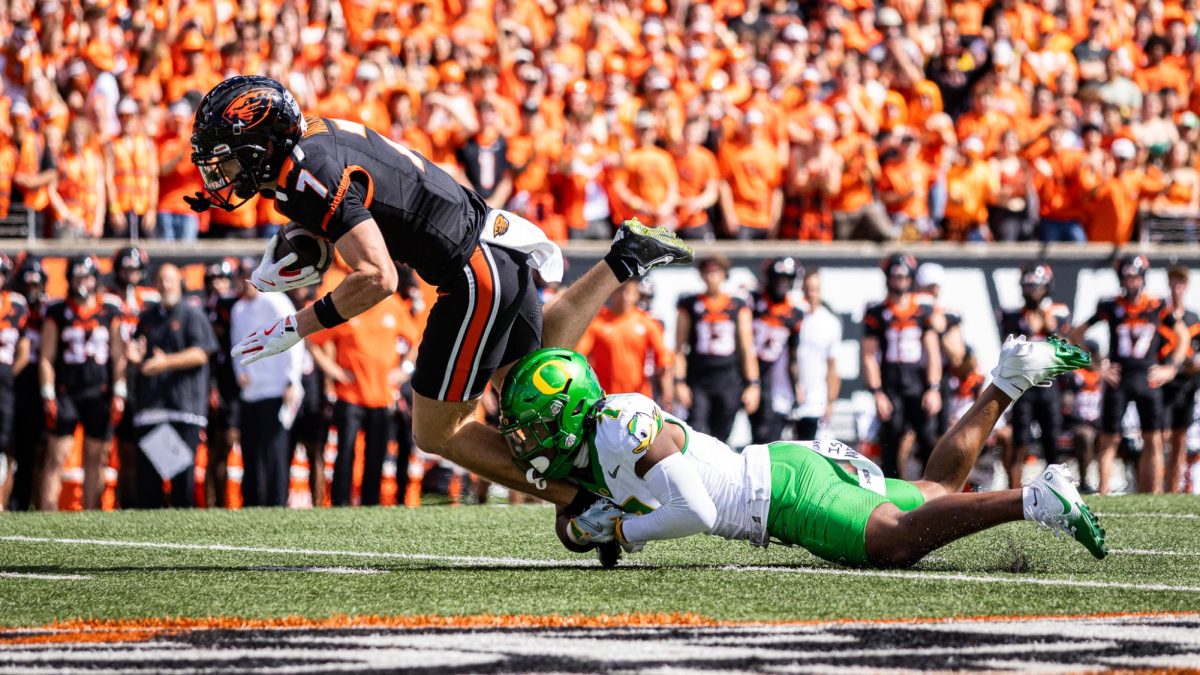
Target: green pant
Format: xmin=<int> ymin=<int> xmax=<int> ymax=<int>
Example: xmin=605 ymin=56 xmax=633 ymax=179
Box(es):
xmin=766 ymin=441 xmax=925 ymax=566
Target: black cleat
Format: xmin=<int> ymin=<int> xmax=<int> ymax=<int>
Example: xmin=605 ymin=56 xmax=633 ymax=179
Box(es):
xmin=604 ymin=218 xmax=695 ymax=283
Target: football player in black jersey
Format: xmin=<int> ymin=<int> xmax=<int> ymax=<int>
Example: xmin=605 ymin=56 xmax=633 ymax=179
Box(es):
xmin=749 ymin=257 xmax=803 ymax=445
xmin=39 ymin=255 xmax=127 ymax=511
xmin=1161 ymin=265 xmax=1200 ymax=493
xmin=7 ymin=256 xmax=46 ymax=511
xmin=997 ymin=263 xmax=1072 ymax=488
xmin=675 ymin=254 xmax=760 ymax=444
xmin=1070 ymin=255 xmax=1190 ymax=494
xmin=203 ymin=259 xmax=241 ymax=507
xmin=188 ymin=76 xmax=693 ymax=505
xmin=0 ymin=254 xmax=29 ymax=511
xmin=862 ymin=254 xmax=942 ymax=479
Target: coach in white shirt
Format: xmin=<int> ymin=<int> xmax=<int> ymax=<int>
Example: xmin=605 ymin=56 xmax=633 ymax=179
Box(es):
xmin=795 ymin=269 xmax=842 ymax=440
xmin=231 ymin=266 xmax=303 ymax=507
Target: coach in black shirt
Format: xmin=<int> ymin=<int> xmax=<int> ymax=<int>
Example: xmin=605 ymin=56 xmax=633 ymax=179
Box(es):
xmin=127 ymin=264 xmax=218 ymax=508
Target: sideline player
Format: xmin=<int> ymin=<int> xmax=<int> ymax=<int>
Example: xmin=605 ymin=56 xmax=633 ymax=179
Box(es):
xmin=998 ymin=262 xmax=1071 ymax=487
xmin=1069 ymin=255 xmax=1190 ymax=494
xmin=39 ymin=255 xmax=127 ymax=511
xmin=187 ymin=76 xmax=693 ymax=504
xmin=749 ymin=257 xmax=803 ymax=444
xmin=500 ymin=337 xmax=1106 ymax=568
xmin=862 ymin=254 xmax=942 ymax=478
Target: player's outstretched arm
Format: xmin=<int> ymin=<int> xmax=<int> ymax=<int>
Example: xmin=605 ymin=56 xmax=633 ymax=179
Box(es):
xmin=615 ymin=423 xmax=717 ymax=546
xmin=294 ymin=218 xmax=398 ymax=339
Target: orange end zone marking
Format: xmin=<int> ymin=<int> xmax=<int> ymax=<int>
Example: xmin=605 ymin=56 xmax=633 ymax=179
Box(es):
xmin=3 ymin=609 xmax=1199 ymax=646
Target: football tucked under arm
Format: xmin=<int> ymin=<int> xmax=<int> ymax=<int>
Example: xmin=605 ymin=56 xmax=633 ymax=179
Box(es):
xmin=555 ymin=490 xmax=606 ymax=553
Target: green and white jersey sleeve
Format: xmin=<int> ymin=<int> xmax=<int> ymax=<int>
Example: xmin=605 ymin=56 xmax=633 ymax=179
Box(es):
xmin=589 ymin=393 xmax=670 ymax=515
xmin=585 ymin=393 xmax=772 ymax=544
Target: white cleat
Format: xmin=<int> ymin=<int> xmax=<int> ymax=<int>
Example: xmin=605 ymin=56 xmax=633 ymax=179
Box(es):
xmin=1026 ymin=464 xmax=1108 ymax=559
xmin=990 ymin=334 xmax=1091 ymax=401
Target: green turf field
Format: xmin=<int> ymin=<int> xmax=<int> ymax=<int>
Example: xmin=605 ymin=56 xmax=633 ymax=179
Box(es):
xmin=1 ymin=495 xmax=1198 ymax=627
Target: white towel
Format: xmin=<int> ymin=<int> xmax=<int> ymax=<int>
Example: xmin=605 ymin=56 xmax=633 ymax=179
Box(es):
xmin=479 ymin=209 xmax=565 ymax=283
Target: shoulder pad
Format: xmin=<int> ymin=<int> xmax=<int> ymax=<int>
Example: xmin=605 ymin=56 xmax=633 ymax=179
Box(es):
xmin=594 ymin=393 xmax=664 ymax=465
xmin=101 ymin=293 xmax=124 ymax=310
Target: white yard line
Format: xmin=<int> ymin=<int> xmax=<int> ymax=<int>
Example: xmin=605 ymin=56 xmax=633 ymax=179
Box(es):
xmin=0 ymin=535 xmax=596 ymax=568
xmin=722 ymin=565 xmax=1200 ymax=594
xmin=1111 ymin=548 xmax=1200 ymax=557
xmin=0 ymin=572 xmax=91 ymax=581
xmin=1096 ymin=512 xmax=1200 ymax=520
xmin=3 ymin=535 xmax=1198 ymax=594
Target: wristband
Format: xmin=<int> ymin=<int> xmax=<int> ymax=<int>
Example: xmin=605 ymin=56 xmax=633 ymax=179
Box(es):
xmin=313 ymin=293 xmax=347 ymax=329
xmin=927 ymin=383 xmax=941 ymax=392
xmin=746 ymin=379 xmax=761 ymax=387
xmin=113 ymin=379 xmax=128 ymax=399
xmin=868 ymin=386 xmax=881 ymax=394
xmin=41 ymin=384 xmax=56 ymax=401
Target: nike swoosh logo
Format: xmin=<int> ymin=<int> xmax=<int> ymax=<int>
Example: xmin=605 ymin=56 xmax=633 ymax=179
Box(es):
xmin=1031 ymin=492 xmax=1038 ymax=507
xmin=636 ymin=255 xmax=674 ymax=276
xmin=1047 ymin=486 xmax=1072 ymax=516
xmin=264 ymin=323 xmax=277 ymax=336
xmin=608 ymin=466 xmax=620 ymax=479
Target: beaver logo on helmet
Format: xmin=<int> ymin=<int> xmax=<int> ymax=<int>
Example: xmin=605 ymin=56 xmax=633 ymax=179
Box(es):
xmin=222 ymin=89 xmax=275 ymax=131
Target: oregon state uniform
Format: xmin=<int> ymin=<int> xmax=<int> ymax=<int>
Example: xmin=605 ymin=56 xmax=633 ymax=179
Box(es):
xmin=113 ymin=285 xmax=160 ymax=442
xmin=862 ymin=295 xmax=938 ymax=477
xmin=268 ymin=116 xmax=540 ymax=402
xmin=749 ymin=292 xmax=803 ymax=444
xmin=1081 ymin=295 xmax=1179 ymax=433
xmin=45 ymin=295 xmax=124 ymax=439
xmin=1160 ymin=308 xmax=1200 ymax=431
xmin=0 ymin=291 xmax=28 ymax=450
xmin=998 ymin=300 xmax=1072 ymax=464
xmin=678 ymin=292 xmax=747 ymax=442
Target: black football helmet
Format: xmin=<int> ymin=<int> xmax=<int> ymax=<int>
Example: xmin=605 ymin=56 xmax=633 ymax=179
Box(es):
xmin=763 ymin=257 xmax=801 ymax=302
xmin=881 ymin=253 xmax=917 ymax=295
xmin=191 ymin=76 xmax=304 ymax=211
xmin=1116 ymin=254 xmax=1150 ymax=278
xmin=16 ymin=255 xmax=46 ymax=290
xmin=67 ymin=254 xmax=101 ymax=300
xmin=1020 ymin=262 xmax=1054 ymax=291
xmin=114 ymin=245 xmax=149 ymax=287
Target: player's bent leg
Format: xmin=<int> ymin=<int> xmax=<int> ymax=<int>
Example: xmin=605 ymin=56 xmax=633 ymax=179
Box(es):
xmin=542 ymin=219 xmax=694 ymax=348
xmin=923 ymin=336 xmax=1091 ymax=495
xmin=411 ymin=393 xmax=578 ymax=505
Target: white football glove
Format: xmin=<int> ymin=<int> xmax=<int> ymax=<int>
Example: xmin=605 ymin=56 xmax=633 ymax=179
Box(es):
xmin=232 ymin=314 xmax=301 ymax=366
xmin=566 ymin=499 xmax=623 ymax=546
xmin=250 ymin=234 xmax=321 ymax=292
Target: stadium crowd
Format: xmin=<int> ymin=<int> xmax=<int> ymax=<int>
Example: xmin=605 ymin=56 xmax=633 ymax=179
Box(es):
xmin=1 ymin=0 xmax=1200 ymax=243
xmin=0 ymin=245 xmax=1196 ymax=513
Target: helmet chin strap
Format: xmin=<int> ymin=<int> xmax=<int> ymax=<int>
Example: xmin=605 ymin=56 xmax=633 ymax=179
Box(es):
xmin=525 ymin=468 xmax=547 ymax=491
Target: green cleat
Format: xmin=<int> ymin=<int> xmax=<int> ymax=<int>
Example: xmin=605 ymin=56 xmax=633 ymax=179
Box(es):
xmin=990 ymin=334 xmax=1092 ymax=401
xmin=603 ymin=218 xmax=696 ymax=283
xmin=1026 ymin=464 xmax=1108 ymax=559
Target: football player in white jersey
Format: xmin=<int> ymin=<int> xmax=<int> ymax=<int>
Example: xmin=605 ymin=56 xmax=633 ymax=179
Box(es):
xmin=499 ymin=336 xmax=1107 ymax=568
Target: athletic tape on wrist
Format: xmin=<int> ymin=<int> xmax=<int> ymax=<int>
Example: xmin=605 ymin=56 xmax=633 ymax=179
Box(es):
xmin=314 ymin=293 xmax=347 ymax=329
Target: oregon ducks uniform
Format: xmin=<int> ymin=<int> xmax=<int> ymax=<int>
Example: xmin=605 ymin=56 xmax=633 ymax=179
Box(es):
xmin=576 ymin=393 xmax=924 ymax=566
